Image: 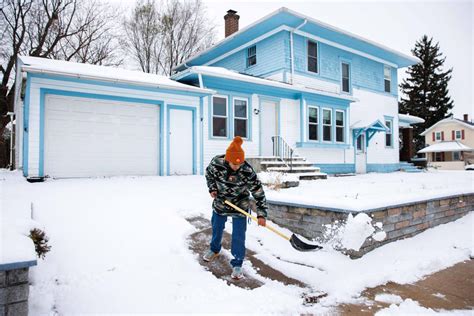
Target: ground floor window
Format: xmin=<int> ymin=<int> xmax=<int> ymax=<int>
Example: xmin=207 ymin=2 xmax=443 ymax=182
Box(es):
xmin=453 ymin=151 xmax=461 ymax=161
xmin=385 ymin=119 xmax=393 ymax=147
xmin=434 ymin=152 xmax=444 ymax=161
xmin=212 ymin=96 xmax=228 ymax=137
xmin=323 ymin=109 xmax=332 ymax=141
xmin=233 ymin=98 xmax=248 ymax=138
xmin=336 ymin=110 xmax=344 ymax=142
xmin=356 ymin=134 xmax=365 ymax=153
xmin=308 ymin=106 xmax=319 ymax=141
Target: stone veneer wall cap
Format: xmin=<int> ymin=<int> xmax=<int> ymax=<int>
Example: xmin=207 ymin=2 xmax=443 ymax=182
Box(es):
xmin=267 ymin=193 xmax=473 ymax=213
xmin=0 ymin=260 xmax=37 ymax=272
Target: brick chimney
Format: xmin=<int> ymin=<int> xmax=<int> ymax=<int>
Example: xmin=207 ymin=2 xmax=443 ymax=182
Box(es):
xmin=463 ymin=114 xmax=469 ymax=122
xmin=224 ymin=9 xmax=239 ymax=37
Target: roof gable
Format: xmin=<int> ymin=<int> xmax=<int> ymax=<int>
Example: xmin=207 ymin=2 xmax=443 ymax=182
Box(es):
xmin=420 ymin=117 xmax=474 ymax=136
xmin=174 ymin=7 xmax=418 ymax=72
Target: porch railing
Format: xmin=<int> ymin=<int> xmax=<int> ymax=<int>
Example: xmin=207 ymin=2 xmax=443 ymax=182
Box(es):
xmin=271 ymin=136 xmax=294 ymax=171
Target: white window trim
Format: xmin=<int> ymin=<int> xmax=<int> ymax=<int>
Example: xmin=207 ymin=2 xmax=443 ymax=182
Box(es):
xmin=233 ymin=96 xmax=249 ymax=139
xmin=455 ymin=130 xmax=462 ymax=140
xmin=307 ymin=39 xmax=319 ymax=74
xmin=322 ymin=108 xmax=332 ymax=142
xmin=211 ymin=95 xmax=228 ymax=138
xmin=435 ymin=131 xmax=442 ymax=142
xmin=385 ymin=119 xmax=393 ymax=147
xmin=308 ymin=105 xmax=319 ymax=142
xmin=384 ymin=65 xmax=391 ymax=93
xmin=335 ymin=110 xmax=345 ymax=143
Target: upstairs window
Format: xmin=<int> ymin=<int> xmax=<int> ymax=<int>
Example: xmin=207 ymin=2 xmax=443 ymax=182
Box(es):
xmin=385 ymin=119 xmax=393 ymax=147
xmin=308 ymin=106 xmax=319 ymax=141
xmin=212 ymin=96 xmax=227 ymax=137
xmin=307 ymin=41 xmax=318 ymax=73
xmin=336 ymin=111 xmax=345 ymax=142
xmin=234 ymin=98 xmax=248 ymax=138
xmin=455 ymin=130 xmax=462 ymax=140
xmin=435 ymin=131 xmax=442 ymax=141
xmin=246 ymin=45 xmax=257 ymax=68
xmin=384 ymin=65 xmax=391 ymax=93
xmin=322 ymin=109 xmax=332 ymax=141
xmin=341 ymin=62 xmax=350 ymax=93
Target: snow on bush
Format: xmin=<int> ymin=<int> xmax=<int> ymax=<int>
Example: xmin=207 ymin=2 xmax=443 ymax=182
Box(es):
xmin=258 ymin=172 xmax=298 ymax=190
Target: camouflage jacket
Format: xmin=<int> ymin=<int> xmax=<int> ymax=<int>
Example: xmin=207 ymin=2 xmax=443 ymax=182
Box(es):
xmin=205 ymin=155 xmax=268 ymax=218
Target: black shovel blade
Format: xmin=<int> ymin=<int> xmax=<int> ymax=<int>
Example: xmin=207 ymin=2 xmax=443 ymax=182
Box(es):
xmin=289 ymin=234 xmax=323 ymax=252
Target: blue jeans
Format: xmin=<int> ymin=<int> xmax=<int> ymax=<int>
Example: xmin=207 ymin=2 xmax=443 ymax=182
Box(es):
xmin=210 ymin=211 xmax=247 ymax=267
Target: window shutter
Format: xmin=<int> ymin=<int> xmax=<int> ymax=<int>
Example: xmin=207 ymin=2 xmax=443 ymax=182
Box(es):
xmin=441 ymin=131 xmax=444 ymax=141
xmin=432 ymin=132 xmax=435 ymax=141
xmin=462 ymin=130 xmax=465 ymax=139
xmin=452 ymin=130 xmax=455 ymax=140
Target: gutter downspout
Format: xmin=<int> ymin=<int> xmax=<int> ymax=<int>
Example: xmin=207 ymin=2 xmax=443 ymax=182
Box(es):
xmin=290 ymin=19 xmax=307 ymax=85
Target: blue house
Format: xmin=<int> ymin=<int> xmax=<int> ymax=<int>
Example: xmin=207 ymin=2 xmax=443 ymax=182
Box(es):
xmin=14 ymin=7 xmax=420 ymax=180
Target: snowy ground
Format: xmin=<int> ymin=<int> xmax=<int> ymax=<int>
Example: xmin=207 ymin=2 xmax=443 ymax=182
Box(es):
xmin=0 ymin=170 xmax=473 ymax=314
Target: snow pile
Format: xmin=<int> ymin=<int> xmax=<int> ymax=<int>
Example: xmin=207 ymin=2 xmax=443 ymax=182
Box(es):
xmin=375 ymin=299 xmax=472 ymax=315
xmin=258 ymin=172 xmax=299 ymax=190
xmin=374 ymin=293 xmax=403 ymax=304
xmin=321 ymin=213 xmax=386 ymax=251
xmin=0 ymin=171 xmax=37 ymax=264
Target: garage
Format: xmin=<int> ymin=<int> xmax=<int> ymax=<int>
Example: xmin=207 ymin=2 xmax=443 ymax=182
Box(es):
xmin=44 ymin=93 xmax=159 ymax=178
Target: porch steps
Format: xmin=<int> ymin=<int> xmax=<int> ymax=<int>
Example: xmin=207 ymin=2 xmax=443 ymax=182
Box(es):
xmin=399 ymin=161 xmax=423 ymax=173
xmin=249 ymin=156 xmax=328 ymax=180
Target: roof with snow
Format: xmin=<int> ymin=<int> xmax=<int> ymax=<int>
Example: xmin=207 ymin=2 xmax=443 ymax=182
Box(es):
xmin=418 ymin=141 xmax=473 ymax=153
xmin=420 ymin=116 xmax=474 ymax=136
xmin=398 ymin=113 xmax=425 ymax=127
xmin=172 ymin=66 xmax=357 ymax=102
xmin=351 ymin=119 xmax=389 ymax=132
xmin=174 ymin=7 xmax=419 ymax=72
xmin=18 ymin=56 xmax=213 ymax=95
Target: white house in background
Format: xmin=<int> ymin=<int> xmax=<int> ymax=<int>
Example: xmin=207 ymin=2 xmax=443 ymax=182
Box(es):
xmin=15 ymin=7 xmax=420 ymax=180
xmin=419 ymin=115 xmax=474 ymax=170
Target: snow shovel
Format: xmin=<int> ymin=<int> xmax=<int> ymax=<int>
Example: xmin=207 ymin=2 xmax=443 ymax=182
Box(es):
xmin=224 ymin=200 xmax=322 ymax=252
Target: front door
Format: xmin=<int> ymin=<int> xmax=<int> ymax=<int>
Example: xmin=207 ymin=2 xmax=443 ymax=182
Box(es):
xmin=260 ymin=100 xmax=278 ymax=156
xmin=355 ymin=133 xmax=366 ymax=174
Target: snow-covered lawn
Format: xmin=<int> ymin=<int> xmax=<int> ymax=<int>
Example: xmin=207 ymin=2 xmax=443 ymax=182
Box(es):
xmin=0 ymin=170 xmax=472 ymax=314
xmin=266 ymin=170 xmax=474 ymax=211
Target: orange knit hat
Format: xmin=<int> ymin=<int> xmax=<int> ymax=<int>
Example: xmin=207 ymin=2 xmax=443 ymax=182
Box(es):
xmin=225 ymin=136 xmax=245 ymax=164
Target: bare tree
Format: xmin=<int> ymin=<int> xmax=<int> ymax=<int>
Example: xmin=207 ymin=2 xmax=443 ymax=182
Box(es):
xmin=122 ymin=0 xmax=215 ymax=75
xmin=0 ymin=0 xmax=122 ymax=167
xmin=122 ymin=0 xmax=163 ymax=74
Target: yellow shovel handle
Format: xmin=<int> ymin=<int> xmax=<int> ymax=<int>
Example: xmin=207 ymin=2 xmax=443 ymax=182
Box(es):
xmin=224 ymin=200 xmax=291 ymax=241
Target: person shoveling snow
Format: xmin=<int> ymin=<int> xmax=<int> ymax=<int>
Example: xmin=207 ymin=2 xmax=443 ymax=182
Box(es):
xmin=203 ymin=136 xmax=269 ymax=280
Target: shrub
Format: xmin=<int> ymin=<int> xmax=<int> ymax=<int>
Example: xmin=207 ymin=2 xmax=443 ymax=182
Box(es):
xmin=29 ymin=228 xmax=51 ymax=259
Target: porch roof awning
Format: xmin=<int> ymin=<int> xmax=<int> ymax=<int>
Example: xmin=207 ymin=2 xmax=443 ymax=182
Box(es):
xmin=351 ymin=119 xmax=389 ymax=132
xmin=399 ymin=113 xmax=425 ymax=128
xmin=418 ymin=141 xmax=473 ymax=154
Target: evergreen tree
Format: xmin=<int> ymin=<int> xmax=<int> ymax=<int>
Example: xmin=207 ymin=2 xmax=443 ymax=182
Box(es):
xmin=399 ymin=35 xmax=454 ymax=152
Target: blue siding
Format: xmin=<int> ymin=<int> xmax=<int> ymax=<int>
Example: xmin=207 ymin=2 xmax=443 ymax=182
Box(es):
xmin=315 ymin=164 xmax=355 ymax=174
xmin=293 ymin=34 xmax=399 ymax=97
xmin=366 ymin=163 xmax=400 ymax=173
xmin=212 ymin=31 xmax=289 ymax=77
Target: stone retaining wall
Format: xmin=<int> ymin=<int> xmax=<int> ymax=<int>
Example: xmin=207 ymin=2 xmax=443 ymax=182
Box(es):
xmin=267 ymin=193 xmax=474 ymax=257
xmin=0 ymin=262 xmax=35 ymax=316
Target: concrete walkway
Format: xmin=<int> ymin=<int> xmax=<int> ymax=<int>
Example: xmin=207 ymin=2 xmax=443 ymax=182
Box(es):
xmin=338 ymin=259 xmax=474 ymax=315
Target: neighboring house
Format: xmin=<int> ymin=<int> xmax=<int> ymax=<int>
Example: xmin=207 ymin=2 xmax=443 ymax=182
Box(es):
xmin=419 ymin=115 xmax=474 ymax=170
xmin=14 ymin=7 xmax=421 ymax=180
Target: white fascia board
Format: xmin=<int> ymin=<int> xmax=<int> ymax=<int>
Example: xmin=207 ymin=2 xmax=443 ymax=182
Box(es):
xmin=22 ymin=66 xmax=215 ymax=95
xmin=192 ymin=67 xmax=357 ymax=102
xmin=282 ymin=7 xmax=419 ymax=66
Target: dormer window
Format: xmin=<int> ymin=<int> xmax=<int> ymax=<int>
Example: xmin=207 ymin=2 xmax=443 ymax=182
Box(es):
xmin=307 ymin=41 xmax=318 ymax=73
xmin=246 ymin=45 xmax=256 ymax=67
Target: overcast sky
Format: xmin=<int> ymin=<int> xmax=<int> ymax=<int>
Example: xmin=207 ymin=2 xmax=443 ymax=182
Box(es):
xmin=113 ymin=0 xmax=473 ymax=118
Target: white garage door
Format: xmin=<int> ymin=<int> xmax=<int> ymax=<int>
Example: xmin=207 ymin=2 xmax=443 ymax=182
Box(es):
xmin=44 ymin=94 xmax=159 ymax=178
